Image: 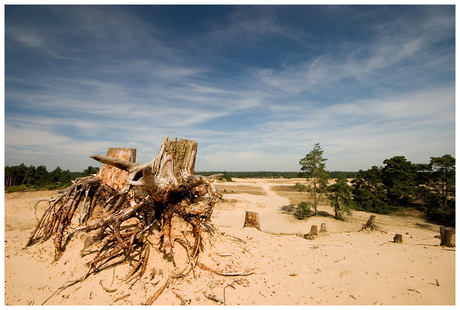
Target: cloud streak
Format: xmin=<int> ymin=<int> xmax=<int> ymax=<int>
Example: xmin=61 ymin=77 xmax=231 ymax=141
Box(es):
xmin=5 ymin=5 xmax=455 ymax=172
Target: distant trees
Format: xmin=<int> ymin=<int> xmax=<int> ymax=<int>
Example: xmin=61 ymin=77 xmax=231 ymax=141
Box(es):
xmin=5 ymin=164 xmax=100 ymax=191
xmin=299 ymin=143 xmax=329 ymax=216
xmin=196 ymin=171 xmax=357 ymax=179
xmin=82 ymin=166 xmax=100 ymax=177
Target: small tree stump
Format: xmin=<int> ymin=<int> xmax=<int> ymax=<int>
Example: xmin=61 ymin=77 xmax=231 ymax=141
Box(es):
xmin=440 ymin=226 xmax=455 ymax=247
xmin=361 ymin=215 xmax=377 ymax=231
xmin=243 ymin=211 xmax=261 ymax=230
xmin=319 ymin=223 xmax=327 ymax=233
xmin=96 ymin=148 xmax=136 ymax=190
xmin=393 ymin=234 xmax=403 ymax=244
xmin=304 ymin=225 xmax=318 ymax=240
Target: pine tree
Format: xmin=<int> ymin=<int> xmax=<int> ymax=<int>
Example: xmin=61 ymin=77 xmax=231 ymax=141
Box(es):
xmin=328 ymin=173 xmax=354 ymax=220
xmin=299 ymin=143 xmax=329 ymax=216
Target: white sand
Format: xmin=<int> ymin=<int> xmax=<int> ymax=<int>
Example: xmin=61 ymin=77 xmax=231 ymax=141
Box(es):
xmin=4 ymin=178 xmax=455 ymax=305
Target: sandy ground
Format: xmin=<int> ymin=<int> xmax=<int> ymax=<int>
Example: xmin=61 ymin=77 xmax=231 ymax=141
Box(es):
xmin=4 ymin=178 xmax=456 ymax=305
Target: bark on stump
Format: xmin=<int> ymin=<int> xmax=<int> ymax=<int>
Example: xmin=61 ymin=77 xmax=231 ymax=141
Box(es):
xmin=393 ymin=234 xmax=403 ymax=244
xmin=304 ymin=225 xmax=318 ymax=240
xmin=96 ymin=148 xmax=136 ymax=190
xmin=440 ymin=226 xmax=455 ymax=247
xmin=361 ymin=215 xmax=377 ymax=231
xmin=243 ymin=211 xmax=261 ymax=230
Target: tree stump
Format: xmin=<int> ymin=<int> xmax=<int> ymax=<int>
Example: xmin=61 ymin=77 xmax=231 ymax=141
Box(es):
xmin=319 ymin=223 xmax=327 ymax=233
xmin=393 ymin=234 xmax=403 ymax=244
xmin=440 ymin=226 xmax=455 ymax=247
xmin=361 ymin=215 xmax=377 ymax=231
xmin=27 ymin=137 xmax=223 ymax=280
xmin=304 ymin=225 xmax=318 ymax=240
xmin=96 ymin=148 xmax=136 ymax=190
xmin=243 ymin=211 xmax=261 ymax=230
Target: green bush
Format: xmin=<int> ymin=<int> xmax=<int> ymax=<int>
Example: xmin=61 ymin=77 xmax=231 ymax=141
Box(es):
xmin=292 ymin=182 xmax=307 ymax=193
xmin=294 ymin=201 xmax=314 ymax=220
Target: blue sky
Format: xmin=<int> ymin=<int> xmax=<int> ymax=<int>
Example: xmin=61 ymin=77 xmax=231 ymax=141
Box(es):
xmin=4 ymin=5 xmax=456 ymax=172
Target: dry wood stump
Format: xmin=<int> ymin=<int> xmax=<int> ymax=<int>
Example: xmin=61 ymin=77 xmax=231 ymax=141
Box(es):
xmin=304 ymin=225 xmax=318 ymax=240
xmin=26 ymin=137 xmax=244 ymax=304
xmin=243 ymin=211 xmax=261 ymax=230
xmin=440 ymin=226 xmax=455 ymax=247
xmin=393 ymin=234 xmax=403 ymax=244
xmin=319 ymin=223 xmax=327 ymax=233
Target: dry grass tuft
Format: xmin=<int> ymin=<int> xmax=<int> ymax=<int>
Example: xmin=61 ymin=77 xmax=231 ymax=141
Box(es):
xmin=215 ymin=184 xmax=267 ymax=196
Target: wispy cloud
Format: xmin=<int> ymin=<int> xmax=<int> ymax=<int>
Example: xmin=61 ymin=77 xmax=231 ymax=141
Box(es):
xmin=5 ymin=5 xmax=455 ymax=172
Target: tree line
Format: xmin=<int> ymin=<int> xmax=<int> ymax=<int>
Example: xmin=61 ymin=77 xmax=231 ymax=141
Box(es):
xmin=5 ymin=164 xmax=100 ymax=191
xmin=352 ymin=154 xmax=455 ymax=226
xmin=298 ymin=143 xmax=455 ymax=227
xmin=5 ymin=147 xmax=455 ymax=227
xmin=196 ymin=170 xmax=357 ymax=179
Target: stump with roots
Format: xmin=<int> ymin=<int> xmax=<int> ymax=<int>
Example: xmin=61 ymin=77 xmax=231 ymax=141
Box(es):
xmin=360 ymin=215 xmax=386 ymax=233
xmin=27 ymin=137 xmax=228 ymax=300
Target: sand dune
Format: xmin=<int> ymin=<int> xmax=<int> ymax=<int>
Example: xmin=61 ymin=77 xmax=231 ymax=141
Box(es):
xmin=4 ymin=178 xmax=455 ymax=305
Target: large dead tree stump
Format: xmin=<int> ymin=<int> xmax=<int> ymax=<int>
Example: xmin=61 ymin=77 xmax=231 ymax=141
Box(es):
xmin=440 ymin=226 xmax=455 ymax=247
xmin=27 ymin=137 xmax=222 ymax=284
xmin=243 ymin=211 xmax=261 ymax=230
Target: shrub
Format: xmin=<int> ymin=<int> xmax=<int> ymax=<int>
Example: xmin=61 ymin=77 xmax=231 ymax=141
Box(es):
xmin=292 ymin=182 xmax=307 ymax=193
xmin=294 ymin=201 xmax=314 ymax=220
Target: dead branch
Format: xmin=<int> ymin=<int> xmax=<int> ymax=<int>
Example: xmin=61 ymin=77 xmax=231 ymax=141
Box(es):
xmin=143 ymin=277 xmax=172 ymax=305
xmin=204 ymin=291 xmax=224 ymax=304
xmin=99 ymin=280 xmax=117 ymax=293
xmin=196 ymin=262 xmax=255 ymax=276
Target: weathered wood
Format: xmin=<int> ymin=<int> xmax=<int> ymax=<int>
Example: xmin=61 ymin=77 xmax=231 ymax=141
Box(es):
xmin=95 ymin=148 xmax=136 ymax=191
xmin=243 ymin=211 xmax=261 ymax=230
xmin=319 ymin=223 xmax=327 ymax=233
xmin=27 ymin=136 xmax=223 ymax=291
xmin=440 ymin=226 xmax=455 ymax=247
xmin=361 ymin=215 xmax=377 ymax=231
xmin=393 ymin=234 xmax=403 ymax=244
xmin=304 ymin=225 xmax=318 ymax=240
xmin=365 ymin=215 xmax=376 ymax=227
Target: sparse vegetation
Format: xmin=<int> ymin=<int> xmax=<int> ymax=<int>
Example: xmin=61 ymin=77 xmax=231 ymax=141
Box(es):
xmin=294 ymin=201 xmax=314 ymax=220
xmin=292 ymin=182 xmax=307 ymax=193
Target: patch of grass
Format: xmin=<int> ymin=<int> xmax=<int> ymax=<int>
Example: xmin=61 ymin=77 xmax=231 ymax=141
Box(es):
xmin=270 ymin=185 xmax=312 ymax=206
xmin=6 ymin=184 xmax=32 ymax=193
xmin=215 ymin=184 xmax=267 ymax=196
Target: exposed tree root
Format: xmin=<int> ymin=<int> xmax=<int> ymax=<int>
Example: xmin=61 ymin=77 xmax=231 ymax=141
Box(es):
xmin=27 ymin=137 xmax=241 ymax=305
